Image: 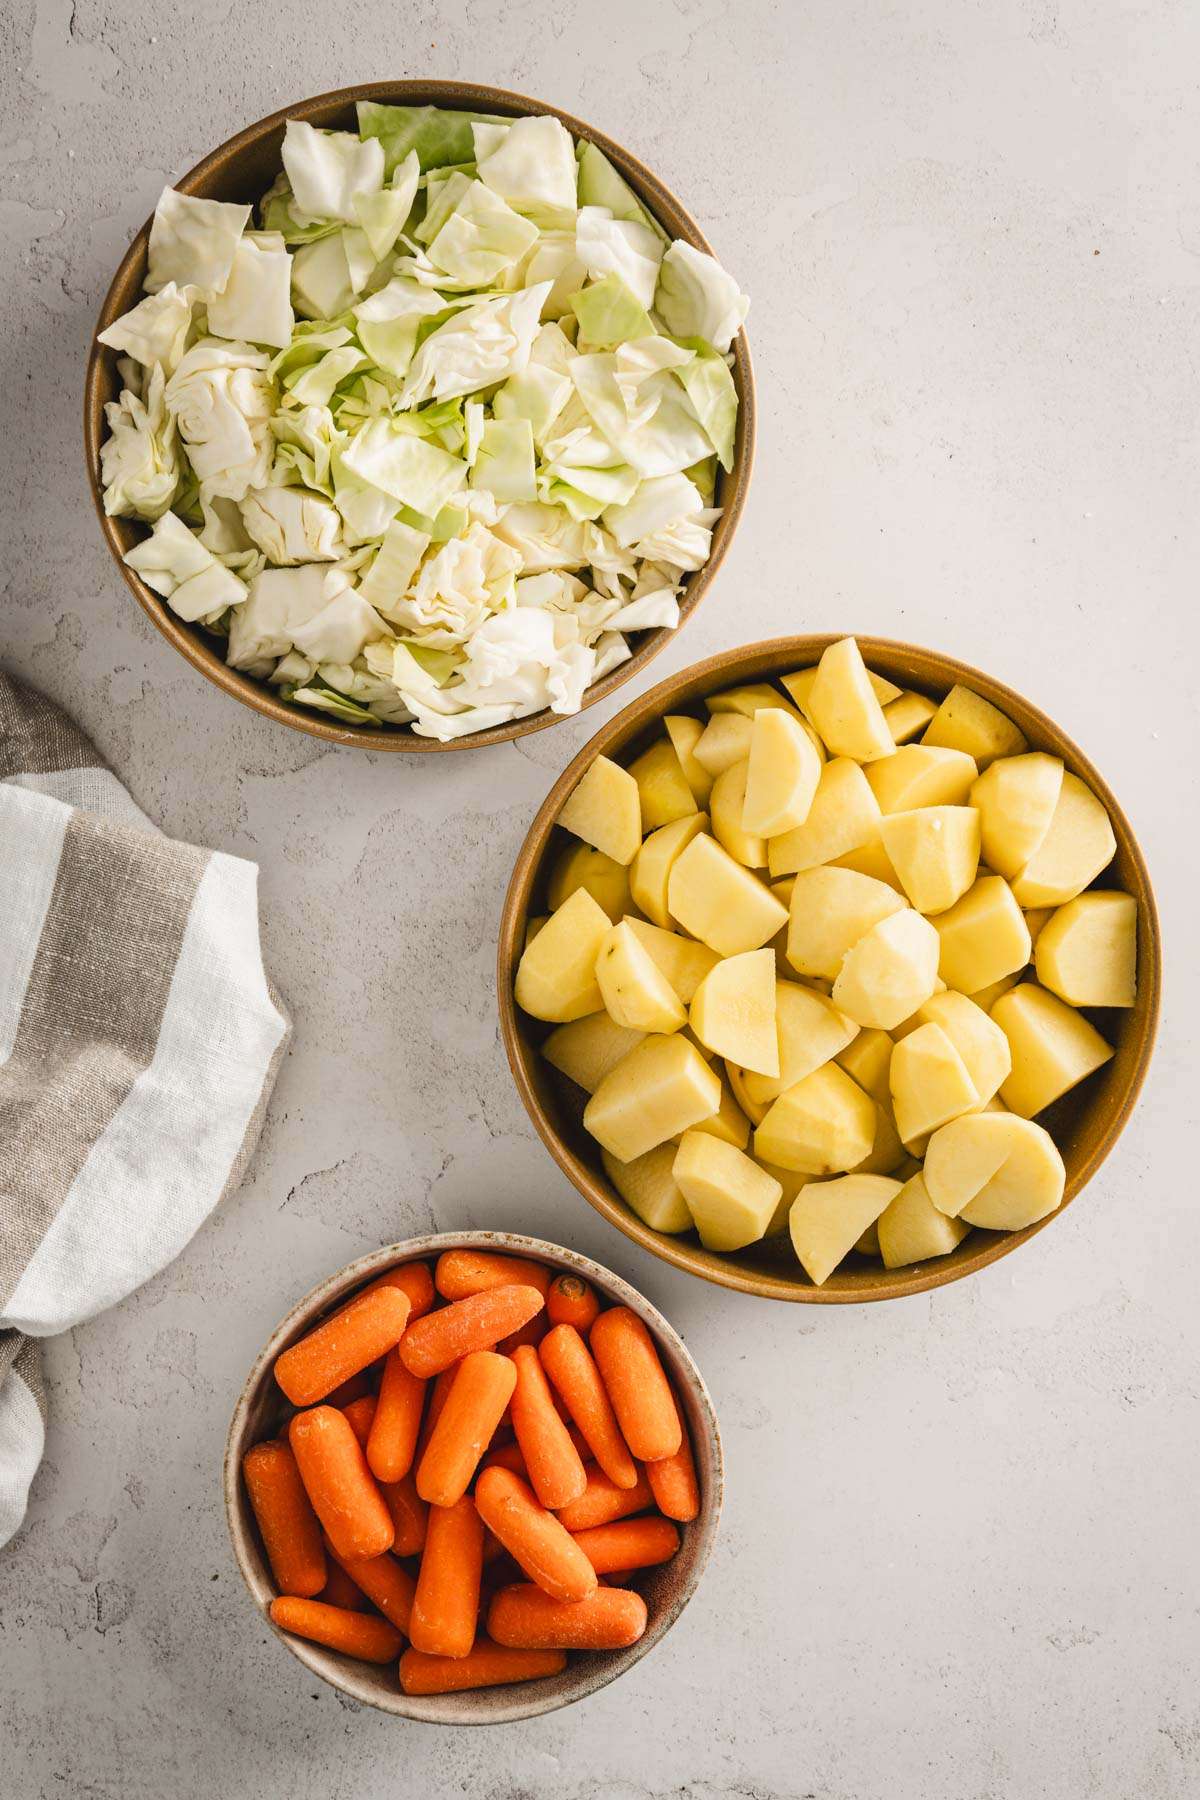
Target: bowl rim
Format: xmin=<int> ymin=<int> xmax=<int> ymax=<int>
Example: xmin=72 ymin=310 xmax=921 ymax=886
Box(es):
xmin=84 ymin=78 xmax=756 ymax=754
xmin=223 ymin=1228 xmax=724 ymax=1723
xmin=497 ymin=633 xmax=1162 ymax=1304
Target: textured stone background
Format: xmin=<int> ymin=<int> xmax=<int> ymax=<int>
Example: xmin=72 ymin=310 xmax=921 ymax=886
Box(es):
xmin=2 ymin=1 xmax=1198 ymax=1795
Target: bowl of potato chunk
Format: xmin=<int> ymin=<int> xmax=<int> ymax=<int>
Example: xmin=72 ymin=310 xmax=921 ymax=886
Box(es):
xmin=498 ymin=635 xmax=1160 ymax=1302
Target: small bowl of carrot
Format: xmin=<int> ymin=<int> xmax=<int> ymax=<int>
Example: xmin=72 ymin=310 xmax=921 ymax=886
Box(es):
xmin=224 ymin=1231 xmax=722 ymax=1724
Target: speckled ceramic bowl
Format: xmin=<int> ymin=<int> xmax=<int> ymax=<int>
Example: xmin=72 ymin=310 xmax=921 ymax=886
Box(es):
xmin=223 ymin=1231 xmax=723 ymax=1724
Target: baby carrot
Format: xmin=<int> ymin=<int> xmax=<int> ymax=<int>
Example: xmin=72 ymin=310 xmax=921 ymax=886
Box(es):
xmin=509 ymin=1344 xmax=587 ymax=1511
xmin=588 ymin=1308 xmax=681 ymax=1463
xmin=275 ymin=1288 xmax=411 ymax=1408
xmin=571 ymin=1516 xmax=680 ymax=1574
xmin=545 ymin=1273 xmax=600 ymax=1332
xmin=380 ymin=1472 xmax=428 ymax=1558
xmin=366 ymin=1349 xmax=425 ymax=1485
xmin=497 ymin=1314 xmax=548 ymax=1355
xmin=409 ymin=1496 xmax=484 ymax=1660
xmin=644 ymin=1388 xmax=700 ymax=1523
xmin=479 ymin=1440 xmax=529 ymax=1481
xmin=475 ymin=1466 xmax=597 ymax=1604
xmin=325 ymin=1541 xmax=417 ymax=1636
xmin=435 ymin=1249 xmax=551 ymax=1301
xmin=355 ymin=1261 xmax=436 ymax=1320
xmin=415 ymin=1367 xmax=457 ymax=1463
xmin=341 ymin=1394 xmax=377 ymax=1448
xmin=242 ymin=1440 xmax=327 ymax=1598
xmin=555 ymin=1465 xmax=653 ymax=1532
xmin=269 ymin=1596 xmax=402 ymax=1665
xmin=487 ymin=1583 xmax=648 ymax=1651
xmin=400 ymin=1286 xmax=544 ymax=1380
xmin=539 ymin=1324 xmax=638 ymax=1490
xmin=416 ymin=1352 xmax=517 ymax=1507
xmin=288 ymin=1406 xmax=394 ymax=1562
xmin=399 ymin=1638 xmax=566 ymax=1695
xmin=318 ymin=1558 xmax=367 ymax=1611
xmin=325 ymin=1369 xmax=375 ymax=1409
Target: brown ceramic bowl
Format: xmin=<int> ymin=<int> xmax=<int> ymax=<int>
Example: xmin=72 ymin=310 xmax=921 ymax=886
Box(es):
xmin=224 ymin=1231 xmax=722 ymax=1723
xmin=498 ymin=635 xmax=1161 ymax=1304
xmin=85 ymin=81 xmax=755 ymax=753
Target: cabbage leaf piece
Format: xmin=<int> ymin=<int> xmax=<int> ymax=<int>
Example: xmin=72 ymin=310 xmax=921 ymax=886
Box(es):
xmin=207 ymin=233 xmax=295 ymax=350
xmin=282 ymin=121 xmax=385 ymax=226
xmin=100 ymin=365 xmax=182 ymax=520
xmin=124 ymin=509 xmax=248 ymax=622
xmin=356 ymin=101 xmax=505 ymax=175
xmin=98 ymin=282 xmax=195 ymax=374
xmin=654 ymin=241 xmax=749 ymax=353
xmin=146 ymin=188 xmax=251 ymax=299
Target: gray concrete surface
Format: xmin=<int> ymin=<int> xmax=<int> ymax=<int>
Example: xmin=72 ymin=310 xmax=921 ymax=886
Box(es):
xmin=2 ymin=1 xmax=1198 ymax=1795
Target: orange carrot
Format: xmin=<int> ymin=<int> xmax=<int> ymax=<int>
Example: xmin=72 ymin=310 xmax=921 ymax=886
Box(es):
xmin=341 ymin=1394 xmax=377 ymax=1448
xmin=325 ymin=1540 xmax=417 ymax=1636
xmin=496 ymin=1314 xmax=548 ymax=1355
xmin=325 ymin=1369 xmax=376 ymax=1409
xmin=380 ymin=1473 xmax=428 ymax=1558
xmin=644 ymin=1387 xmax=700 ymax=1522
xmin=545 ymin=1273 xmax=601 ymax=1332
xmin=479 ymin=1440 xmax=529 ymax=1481
xmin=571 ymin=1516 xmax=680 ymax=1574
xmin=275 ymin=1288 xmax=411 ymax=1408
xmin=288 ymin=1406 xmax=394 ymax=1562
xmin=242 ymin=1440 xmax=327 ymax=1598
xmin=435 ymin=1249 xmax=551 ymax=1301
xmin=588 ymin=1308 xmax=681 ymax=1463
xmin=510 ymin=1344 xmax=588 ymax=1510
xmin=555 ymin=1465 xmax=653 ymax=1532
xmin=475 ymin=1466 xmax=597 ymax=1604
xmin=269 ymin=1596 xmax=402 ymax=1664
xmin=487 ymin=1583 xmax=648 ymax=1651
xmin=409 ymin=1496 xmax=484 ymax=1659
xmin=539 ymin=1324 xmax=638 ymax=1490
xmin=366 ymin=1349 xmax=425 ymax=1485
xmin=400 ymin=1286 xmax=544 ymax=1379
xmin=415 ymin=1366 xmax=457 ymax=1462
xmin=318 ymin=1559 xmax=367 ymax=1611
xmin=354 ymin=1261 xmax=436 ymax=1320
xmin=399 ymin=1637 xmax=566 ymax=1695
xmin=416 ymin=1352 xmax=517 ymax=1507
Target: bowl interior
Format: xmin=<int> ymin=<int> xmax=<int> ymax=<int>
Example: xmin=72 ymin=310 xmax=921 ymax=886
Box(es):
xmin=499 ymin=635 xmax=1161 ymax=1304
xmin=224 ymin=1232 xmax=723 ymax=1724
xmin=86 ymin=81 xmax=754 ymax=753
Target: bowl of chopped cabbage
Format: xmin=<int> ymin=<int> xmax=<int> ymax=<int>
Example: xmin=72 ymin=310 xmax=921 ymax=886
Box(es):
xmin=85 ymin=82 xmax=754 ymax=750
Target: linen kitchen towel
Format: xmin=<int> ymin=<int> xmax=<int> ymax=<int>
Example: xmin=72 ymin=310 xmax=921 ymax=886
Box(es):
xmin=0 ymin=671 xmax=290 ymax=1547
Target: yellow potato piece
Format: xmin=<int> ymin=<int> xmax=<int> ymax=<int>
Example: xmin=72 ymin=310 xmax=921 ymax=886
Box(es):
xmin=596 ymin=921 xmax=686 ymax=1034
xmin=783 ymin=664 xmax=900 ymax=720
xmin=830 ymin=836 xmax=905 ymax=892
xmin=668 ymin=834 xmax=789 ymax=956
xmin=923 ymin=1110 xmax=1064 ymax=1227
xmin=967 ymin=972 xmax=1020 ymax=1011
xmin=991 ymin=982 xmax=1113 ymax=1118
xmin=706 ymin=683 xmax=804 ymax=722
xmin=628 ymin=738 xmax=699 ymax=832
xmin=854 ymin=1220 xmax=880 ymax=1256
xmin=807 ymin=637 xmax=894 ymax=762
xmin=785 ymin=867 xmax=905 ymax=980
xmin=922 ymin=684 xmax=1027 ymax=767
xmin=767 ymin=758 xmax=882 ymax=878
xmin=1010 ymin=772 xmax=1116 ymax=908
xmin=710 ymin=760 xmax=767 ymax=868
xmin=1034 ymin=889 xmax=1137 ymax=1008
xmin=622 ymin=916 xmax=719 ymax=1002
xmin=889 ymin=1021 xmax=980 ymax=1144
xmin=877 ymin=1171 xmax=970 ymax=1268
xmin=557 ymin=754 xmax=641 ymax=865
xmin=602 ymin=1145 xmax=692 ymax=1234
xmin=664 ymin=714 xmax=714 ymax=806
xmin=883 ymin=690 xmax=938 ymax=745
xmin=753 ymin=1063 xmax=877 ymax=1174
xmin=673 ymin=1132 xmax=783 ymax=1251
xmin=832 ymin=908 xmax=941 ymax=1030
xmin=692 ymin=713 xmax=753 ymax=776
xmin=543 ymin=1011 xmax=645 ymax=1093
xmin=755 ymin=1157 xmax=810 ymax=1234
xmin=900 ymin=989 xmax=1011 ymax=1105
xmin=788 ymin=1174 xmax=903 ymax=1286
xmin=835 ymin=1028 xmax=894 ymax=1102
xmin=583 ymin=1032 xmax=722 ymax=1162
xmin=742 ymin=709 xmax=822 ymax=837
xmin=681 ymin=1077 xmax=752 ymax=1149
xmin=933 ymin=875 xmax=1032 ymax=995
xmin=689 ymin=949 xmax=779 ymax=1076
xmin=737 ymin=982 xmax=859 ymax=1109
xmin=866 ymin=744 xmax=978 ymax=813
xmin=970 ymin=752 xmax=1063 ymax=879
xmin=546 ymin=842 xmax=633 ymax=922
xmin=726 ymin=1059 xmax=769 ymax=1126
xmin=515 ymin=886 xmax=611 ymax=1022
xmin=630 ymin=812 xmax=709 ymax=927
xmin=852 ymin=1100 xmax=907 ymax=1176
xmin=880 ymin=806 xmax=981 ymax=915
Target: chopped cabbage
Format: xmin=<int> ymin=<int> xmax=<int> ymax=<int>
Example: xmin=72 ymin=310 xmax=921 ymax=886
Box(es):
xmin=146 ymin=188 xmax=250 ymax=298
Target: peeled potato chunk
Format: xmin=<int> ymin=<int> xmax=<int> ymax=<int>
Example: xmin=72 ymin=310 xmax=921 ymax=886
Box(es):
xmin=899 ymin=989 xmax=1011 ymax=1105
xmin=880 ymin=806 xmax=981 ymax=915
xmin=788 ymin=1174 xmax=903 ymax=1286
xmin=807 ymin=637 xmax=895 ymax=762
xmin=786 ymin=867 xmax=905 ymax=980
xmin=852 ymin=1100 xmax=906 ymax=1176
xmin=889 ymin=1021 xmax=980 ymax=1144
xmin=991 ymin=982 xmax=1113 ymax=1118
xmin=557 ymin=755 xmax=641 ymax=865
xmin=692 ymin=713 xmax=753 ymax=777
xmin=970 ymin=753 xmax=1063 ymax=879
xmin=726 ymin=1059 xmax=768 ymax=1126
xmin=689 ymin=948 xmax=779 ymax=1076
xmin=877 ymin=1171 xmax=970 ymax=1268
xmin=622 ymin=917 xmax=719 ymax=1003
xmin=1034 ymin=890 xmax=1137 ymax=1008
xmin=835 ymin=1028 xmax=894 ymax=1102
xmin=922 ymin=684 xmax=1027 ymax=767
xmin=602 ymin=1145 xmax=692 ymax=1233
xmin=515 ymin=887 xmax=611 ymax=1022
xmin=584 ymin=1033 xmax=722 ymax=1163
xmin=742 ymin=709 xmax=822 ymax=837
xmin=706 ymin=683 xmax=803 ymax=722
xmin=783 ymin=664 xmax=899 ymax=720
xmin=630 ymin=812 xmax=708 ymax=927
xmin=673 ymin=1132 xmax=783 ymax=1251
xmin=683 ymin=1077 xmax=752 ymax=1148
xmin=832 ymin=908 xmax=941 ymax=1031
xmin=866 ymin=744 xmax=978 ymax=813
xmin=883 ymin=690 xmax=938 ymax=745
xmin=753 ymin=1063 xmax=877 ymax=1174
xmin=831 ymin=837 xmax=905 ymax=892
xmin=768 ymin=759 xmax=882 ymax=878
xmin=710 ymin=761 xmax=767 ymax=868
xmin=757 ymin=1158 xmax=810 ymax=1234
xmin=924 ymin=1112 xmax=1065 ymax=1230
xmin=737 ymin=982 xmax=859 ymax=1108
xmin=546 ymin=842 xmax=633 ymax=922
xmin=664 ymin=714 xmax=714 ymax=806
xmin=627 ymin=738 xmax=699 ymax=832
xmin=1010 ymin=772 xmax=1117 ymax=907
xmin=933 ymin=875 xmax=1032 ymax=995
xmin=968 ymin=972 xmax=1020 ymax=1012
xmin=543 ymin=1011 xmax=645 ymax=1093
xmin=668 ymin=835 xmax=789 ymax=956
xmin=596 ymin=921 xmax=686 ymax=1034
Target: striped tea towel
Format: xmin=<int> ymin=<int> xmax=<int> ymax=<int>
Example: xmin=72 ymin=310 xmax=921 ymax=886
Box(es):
xmin=0 ymin=670 xmax=291 ymax=1548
